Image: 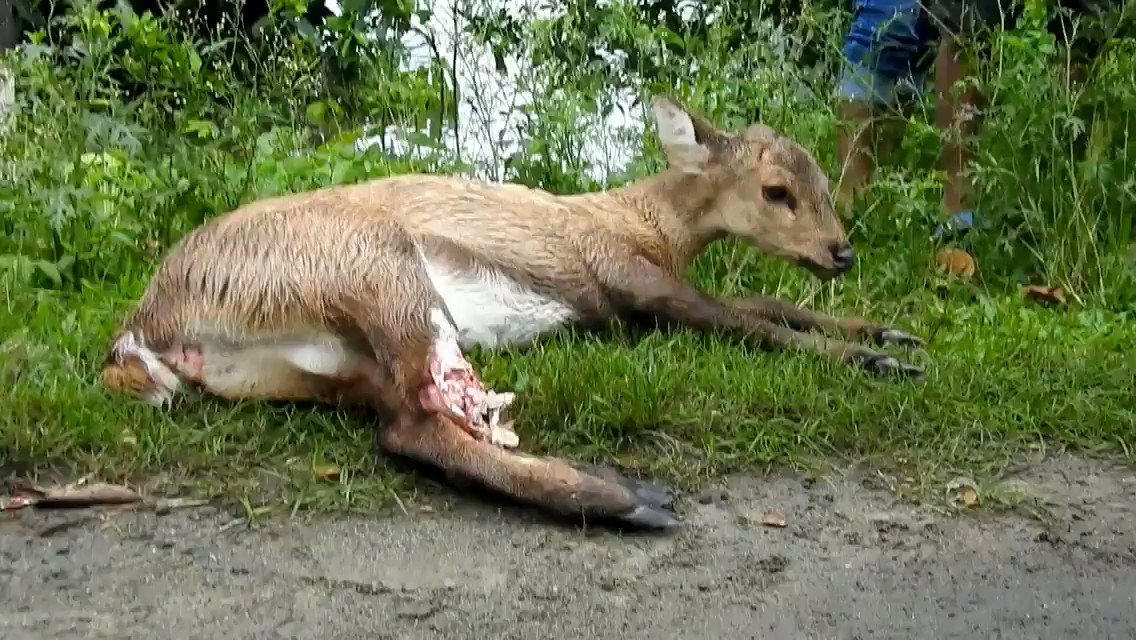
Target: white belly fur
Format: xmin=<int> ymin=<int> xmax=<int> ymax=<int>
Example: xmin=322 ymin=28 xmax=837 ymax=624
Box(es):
xmin=419 ymin=255 xmax=579 ymax=351
xmin=195 ymin=331 xmax=362 ymax=397
xmin=187 ymin=320 xmax=358 ymax=373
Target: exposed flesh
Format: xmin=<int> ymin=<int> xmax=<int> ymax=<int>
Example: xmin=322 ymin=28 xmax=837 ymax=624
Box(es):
xmin=150 ymin=321 xmax=518 ymax=448
xmin=418 ymin=333 xmax=518 ymax=448
xmin=163 ymin=344 xmax=206 ymax=384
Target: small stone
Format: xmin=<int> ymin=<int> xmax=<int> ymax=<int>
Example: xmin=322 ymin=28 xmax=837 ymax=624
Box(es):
xmin=696 ymin=488 xmax=729 ymax=505
xmin=759 ymin=511 xmax=787 ymax=528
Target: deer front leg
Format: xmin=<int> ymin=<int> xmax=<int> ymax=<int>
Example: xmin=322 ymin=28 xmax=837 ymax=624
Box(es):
xmin=604 ymin=255 xmax=924 ymax=380
xmin=721 ymin=295 xmax=924 ymax=349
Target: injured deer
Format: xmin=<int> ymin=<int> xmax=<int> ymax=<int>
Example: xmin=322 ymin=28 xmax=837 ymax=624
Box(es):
xmin=101 ymin=96 xmax=923 ymax=529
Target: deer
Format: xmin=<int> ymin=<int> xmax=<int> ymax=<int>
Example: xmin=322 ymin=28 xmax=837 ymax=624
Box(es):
xmin=100 ymin=96 xmax=925 ymax=530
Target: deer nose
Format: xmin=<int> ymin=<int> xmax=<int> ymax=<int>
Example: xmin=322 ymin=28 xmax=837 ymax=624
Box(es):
xmin=831 ymin=243 xmax=856 ymax=273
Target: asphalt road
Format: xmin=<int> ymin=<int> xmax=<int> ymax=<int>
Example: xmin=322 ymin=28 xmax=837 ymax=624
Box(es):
xmin=2 ymin=453 xmax=1134 ymax=640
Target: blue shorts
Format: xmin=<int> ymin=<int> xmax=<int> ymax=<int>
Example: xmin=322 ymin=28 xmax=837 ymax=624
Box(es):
xmin=837 ymin=0 xmax=938 ymax=108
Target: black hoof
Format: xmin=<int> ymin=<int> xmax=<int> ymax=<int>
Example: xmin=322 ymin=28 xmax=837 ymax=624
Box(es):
xmin=864 ymin=354 xmax=925 ymax=381
xmin=872 ymin=328 xmax=925 ymax=349
xmin=620 ymin=504 xmax=682 ymax=529
xmin=573 ymin=463 xmax=682 ymax=529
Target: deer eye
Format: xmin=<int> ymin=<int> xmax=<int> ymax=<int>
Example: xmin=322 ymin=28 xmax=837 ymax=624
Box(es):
xmin=763 ymin=185 xmax=790 ymax=205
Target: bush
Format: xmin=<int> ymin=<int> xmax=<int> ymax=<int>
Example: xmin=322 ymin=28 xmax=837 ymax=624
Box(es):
xmin=1 ymin=0 xmax=456 ymax=293
xmin=2 ymin=0 xmax=1132 ymax=304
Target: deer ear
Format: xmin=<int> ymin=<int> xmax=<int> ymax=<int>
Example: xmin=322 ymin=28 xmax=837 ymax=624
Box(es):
xmin=651 ymin=96 xmax=720 ymax=175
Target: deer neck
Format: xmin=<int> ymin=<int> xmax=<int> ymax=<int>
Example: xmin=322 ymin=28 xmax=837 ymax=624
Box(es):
xmin=606 ymin=169 xmax=724 ymax=271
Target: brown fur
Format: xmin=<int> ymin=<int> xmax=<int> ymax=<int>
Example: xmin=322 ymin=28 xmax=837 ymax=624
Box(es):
xmin=100 ymin=97 xmax=924 ymax=529
xmin=100 ymin=353 xmax=152 ymax=397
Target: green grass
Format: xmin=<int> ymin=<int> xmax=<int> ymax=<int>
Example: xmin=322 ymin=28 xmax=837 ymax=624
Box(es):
xmin=1 ymin=1 xmax=1134 ymax=516
xmin=4 ymin=240 xmax=1133 ymax=514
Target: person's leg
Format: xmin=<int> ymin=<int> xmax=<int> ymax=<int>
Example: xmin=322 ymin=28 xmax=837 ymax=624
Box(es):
xmin=933 ymin=34 xmax=983 ymax=219
xmin=924 ymin=0 xmax=1025 ymax=240
xmin=835 ymin=0 xmax=932 ymax=217
xmin=835 ymin=1 xmax=890 ymax=217
xmin=877 ymin=11 xmax=938 ymax=167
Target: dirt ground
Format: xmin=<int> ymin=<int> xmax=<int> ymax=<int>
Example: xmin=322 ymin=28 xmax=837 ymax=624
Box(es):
xmin=2 ymin=453 xmax=1134 ymax=640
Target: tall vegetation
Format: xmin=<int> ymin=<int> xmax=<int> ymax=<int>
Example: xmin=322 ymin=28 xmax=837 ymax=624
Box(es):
xmin=2 ymin=0 xmax=1133 ymax=301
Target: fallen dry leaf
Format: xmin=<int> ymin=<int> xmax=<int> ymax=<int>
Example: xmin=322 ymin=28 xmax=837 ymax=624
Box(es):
xmin=1022 ymin=285 xmax=1066 ymax=307
xmin=960 ymin=486 xmax=979 ymax=507
xmin=313 ymin=464 xmax=341 ymax=482
xmin=153 ymin=497 xmax=212 ymax=515
xmin=759 ymin=511 xmax=787 ymax=528
xmin=3 ymin=482 xmax=141 ymax=510
xmin=946 ymin=476 xmax=980 ymax=509
xmin=935 ymin=248 xmax=977 ymax=278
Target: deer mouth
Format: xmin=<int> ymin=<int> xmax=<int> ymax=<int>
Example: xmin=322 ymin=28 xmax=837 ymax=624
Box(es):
xmin=796 ymin=256 xmax=850 ymax=281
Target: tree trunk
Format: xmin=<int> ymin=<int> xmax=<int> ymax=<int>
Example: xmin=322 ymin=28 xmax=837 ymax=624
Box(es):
xmin=0 ymin=0 xmax=18 ymax=52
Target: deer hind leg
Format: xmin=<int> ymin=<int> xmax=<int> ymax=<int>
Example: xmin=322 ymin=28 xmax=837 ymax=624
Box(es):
xmin=416 ymin=309 xmax=519 ymax=448
xmin=344 ymin=300 xmax=521 ymax=448
xmin=365 ymin=311 xmax=678 ymax=528
xmin=340 ymin=231 xmax=521 ymax=449
xmin=334 ymin=243 xmax=677 ymax=528
xmin=182 ymin=335 xmax=387 ymax=410
xmin=101 ymin=330 xmax=185 ymax=408
xmin=380 ymin=409 xmax=680 ymax=529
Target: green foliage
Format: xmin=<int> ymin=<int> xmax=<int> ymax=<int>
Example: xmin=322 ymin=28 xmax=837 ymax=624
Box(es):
xmin=3 ymin=0 xmax=1133 ymax=298
xmin=1 ymin=0 xmax=456 ymax=291
xmin=504 ymin=0 xmax=1136 ymax=308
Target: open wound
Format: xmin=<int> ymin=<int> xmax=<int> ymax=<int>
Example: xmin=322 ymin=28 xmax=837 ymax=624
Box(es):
xmin=160 ymin=343 xmax=206 ymax=385
xmin=419 ymin=323 xmax=518 ymax=448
